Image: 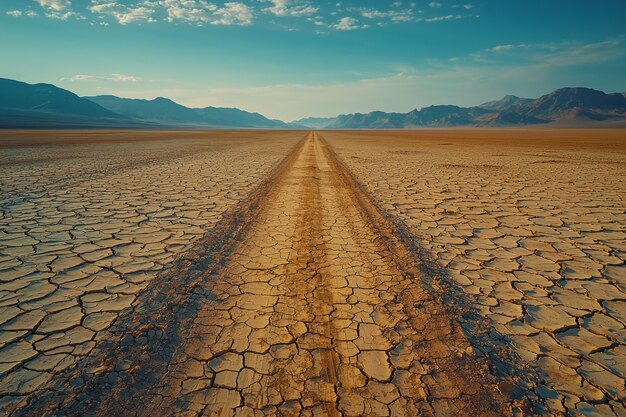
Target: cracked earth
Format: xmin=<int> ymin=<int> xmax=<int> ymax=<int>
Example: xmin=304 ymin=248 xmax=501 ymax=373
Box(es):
xmin=0 ymin=129 xmax=624 ymax=416
xmin=325 ymin=129 xmax=626 ymax=417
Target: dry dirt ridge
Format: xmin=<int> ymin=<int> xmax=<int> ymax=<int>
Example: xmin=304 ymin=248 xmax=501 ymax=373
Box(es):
xmin=12 ymin=132 xmax=538 ymax=417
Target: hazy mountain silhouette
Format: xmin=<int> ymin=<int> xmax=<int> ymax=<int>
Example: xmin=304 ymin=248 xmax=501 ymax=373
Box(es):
xmin=86 ymin=95 xmax=292 ymax=128
xmin=0 ymin=78 xmax=120 ymax=118
xmin=475 ymin=109 xmax=547 ymax=127
xmin=0 ymin=78 xmax=153 ymax=128
xmin=86 ymin=95 xmax=205 ymax=124
xmin=513 ymin=87 xmax=626 ymax=120
xmin=2 ymin=78 xmax=625 ymax=129
xmin=288 ymin=117 xmax=336 ymax=129
xmin=320 ymin=105 xmax=489 ymax=129
xmin=0 ymin=78 xmax=297 ymax=129
xmin=479 ymin=95 xmax=533 ymax=111
xmin=297 ymin=87 xmax=626 ymax=128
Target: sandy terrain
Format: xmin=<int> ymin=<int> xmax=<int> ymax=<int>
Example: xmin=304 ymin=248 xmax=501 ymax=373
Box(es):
xmin=325 ymin=129 xmax=626 ymax=416
xmin=0 ymin=130 xmax=298 ymax=411
xmin=1 ymin=129 xmax=625 ymax=416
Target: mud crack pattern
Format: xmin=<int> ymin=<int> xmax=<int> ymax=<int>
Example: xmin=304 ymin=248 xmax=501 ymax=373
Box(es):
xmin=7 ymin=133 xmax=520 ymax=416
xmin=325 ymin=129 xmax=626 ymax=417
xmin=2 ymin=129 xmax=624 ymax=416
xmin=0 ymin=131 xmax=297 ymax=412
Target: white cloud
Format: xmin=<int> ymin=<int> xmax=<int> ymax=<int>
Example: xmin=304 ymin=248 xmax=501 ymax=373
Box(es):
xmin=487 ymin=44 xmax=528 ymax=53
xmin=157 ymin=0 xmax=214 ymax=24
xmin=24 ymin=0 xmax=474 ymax=29
xmin=36 ymin=0 xmax=81 ymax=19
xmin=264 ymin=0 xmax=318 ymax=17
xmin=88 ymin=0 xmax=253 ymax=26
xmin=332 ymin=16 xmax=366 ymax=30
xmin=356 ymin=5 xmax=474 ymax=26
xmin=89 ymin=2 xmax=156 ymax=24
xmin=423 ymin=14 xmax=462 ymax=22
xmin=37 ymin=0 xmax=71 ymax=11
xmin=6 ymin=10 xmax=23 ymax=17
xmin=211 ymin=2 xmax=253 ymax=25
xmin=60 ymin=73 xmax=142 ymax=82
xmin=47 ymin=11 xmax=79 ymax=19
xmin=428 ymin=2 xmax=441 ymax=8
xmin=360 ymin=8 xmax=414 ymax=22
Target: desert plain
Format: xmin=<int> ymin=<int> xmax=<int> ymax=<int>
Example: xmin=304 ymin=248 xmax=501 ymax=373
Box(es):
xmin=0 ymin=129 xmax=624 ymax=417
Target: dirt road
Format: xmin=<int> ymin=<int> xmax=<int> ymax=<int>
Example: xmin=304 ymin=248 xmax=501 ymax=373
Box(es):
xmin=14 ymin=133 xmax=520 ymax=416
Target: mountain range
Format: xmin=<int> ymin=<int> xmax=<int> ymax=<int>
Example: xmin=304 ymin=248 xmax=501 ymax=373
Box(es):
xmin=294 ymin=88 xmax=626 ymax=128
xmin=0 ymin=78 xmax=294 ymax=129
xmin=85 ymin=95 xmax=292 ymax=128
xmin=1 ymin=77 xmax=625 ymax=129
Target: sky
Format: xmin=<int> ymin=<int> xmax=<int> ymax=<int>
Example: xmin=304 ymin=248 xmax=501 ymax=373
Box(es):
xmin=1 ymin=0 xmax=625 ymax=121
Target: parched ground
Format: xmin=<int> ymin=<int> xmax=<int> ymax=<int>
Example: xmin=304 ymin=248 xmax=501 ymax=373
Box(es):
xmin=0 ymin=129 xmax=624 ymax=417
xmin=325 ymin=129 xmax=626 ymax=417
xmin=0 ymin=130 xmax=298 ymax=411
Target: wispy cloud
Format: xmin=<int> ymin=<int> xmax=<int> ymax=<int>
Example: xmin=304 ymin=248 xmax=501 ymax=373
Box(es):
xmin=60 ymin=73 xmax=142 ymax=82
xmin=537 ymin=39 xmax=625 ymax=67
xmin=86 ymin=1 xmax=253 ymax=26
xmin=38 ymin=0 xmax=71 ymax=11
xmin=158 ymin=0 xmax=212 ymax=24
xmin=486 ymin=44 xmax=526 ymax=53
xmin=5 ymin=0 xmax=478 ymax=30
xmin=89 ymin=2 xmax=156 ymax=25
xmin=423 ymin=14 xmax=465 ymax=22
xmin=480 ymin=38 xmax=625 ymax=67
xmin=264 ymin=0 xmax=318 ymax=17
xmin=332 ymin=16 xmax=367 ymax=31
xmin=37 ymin=0 xmax=81 ymax=20
xmin=6 ymin=10 xmax=38 ymax=17
xmin=360 ymin=8 xmax=414 ymax=23
xmin=355 ymin=4 xmax=474 ymax=26
xmin=211 ymin=2 xmax=253 ymax=25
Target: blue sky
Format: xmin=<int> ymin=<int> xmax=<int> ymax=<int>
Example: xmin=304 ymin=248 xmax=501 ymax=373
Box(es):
xmin=1 ymin=0 xmax=625 ymax=120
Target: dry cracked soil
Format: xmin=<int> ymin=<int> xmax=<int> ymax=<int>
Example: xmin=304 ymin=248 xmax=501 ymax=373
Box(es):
xmin=0 ymin=129 xmax=624 ymax=417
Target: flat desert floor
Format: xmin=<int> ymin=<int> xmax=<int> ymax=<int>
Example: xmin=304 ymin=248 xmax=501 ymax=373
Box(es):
xmin=0 ymin=129 xmax=624 ymax=417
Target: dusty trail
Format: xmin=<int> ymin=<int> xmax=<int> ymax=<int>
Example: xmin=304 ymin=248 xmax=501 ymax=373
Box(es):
xmin=16 ymin=132 xmax=518 ymax=416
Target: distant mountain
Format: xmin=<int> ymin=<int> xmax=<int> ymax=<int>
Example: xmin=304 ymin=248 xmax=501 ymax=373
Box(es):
xmin=326 ymin=111 xmax=405 ymax=129
xmin=0 ymin=78 xmax=152 ymax=128
xmin=2 ymin=79 xmax=625 ymax=129
xmin=0 ymin=78 xmax=120 ymax=118
xmin=86 ymin=95 xmax=205 ymax=124
xmin=404 ymin=105 xmax=489 ymax=127
xmin=292 ymin=117 xmax=337 ymax=129
xmin=315 ymin=87 xmax=626 ymax=129
xmin=86 ymin=95 xmax=292 ymax=128
xmin=319 ymin=105 xmax=489 ymax=129
xmin=0 ymin=78 xmax=298 ymax=129
xmin=475 ymin=109 xmax=548 ymax=127
xmin=479 ymin=95 xmax=533 ymax=111
xmin=196 ymin=107 xmax=291 ymax=128
xmin=512 ymin=87 xmax=626 ymax=121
